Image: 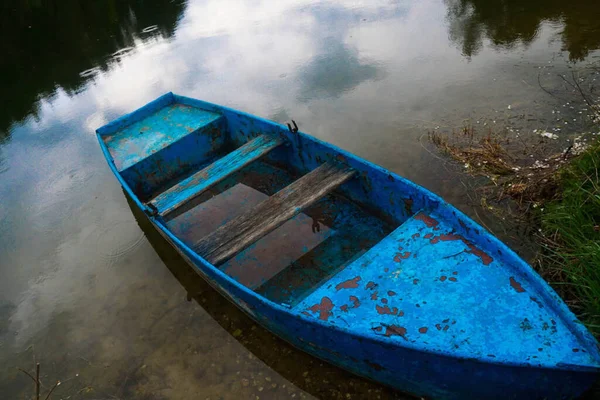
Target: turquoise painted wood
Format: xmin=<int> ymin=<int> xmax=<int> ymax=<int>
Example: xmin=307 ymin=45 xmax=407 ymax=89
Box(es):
xmin=103 ymin=103 xmax=222 ymax=171
xmin=96 ymin=92 xmax=600 ymax=399
xmin=150 ymin=134 xmax=284 ymax=216
xmin=295 ymin=210 xmax=595 ymax=369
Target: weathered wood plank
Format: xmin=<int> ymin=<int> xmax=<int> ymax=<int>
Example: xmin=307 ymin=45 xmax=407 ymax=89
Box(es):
xmin=194 ymin=162 xmax=355 ymax=265
xmin=150 ymin=134 xmax=284 ymax=216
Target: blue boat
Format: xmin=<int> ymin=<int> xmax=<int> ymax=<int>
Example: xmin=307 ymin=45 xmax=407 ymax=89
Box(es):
xmin=97 ymin=93 xmax=600 ymax=399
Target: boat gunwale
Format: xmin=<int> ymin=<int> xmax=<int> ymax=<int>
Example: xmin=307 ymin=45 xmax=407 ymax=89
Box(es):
xmin=95 ymin=92 xmax=600 ymax=372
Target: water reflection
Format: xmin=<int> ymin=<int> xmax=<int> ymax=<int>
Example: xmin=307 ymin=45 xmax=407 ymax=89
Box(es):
xmin=446 ymin=0 xmax=600 ymax=60
xmin=298 ymin=39 xmax=384 ymax=101
xmin=1 ymin=0 xmax=600 ymax=398
xmin=0 ymin=0 xmax=185 ymax=139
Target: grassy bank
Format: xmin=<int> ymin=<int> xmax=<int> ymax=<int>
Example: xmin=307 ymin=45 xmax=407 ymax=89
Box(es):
xmin=539 ymin=143 xmax=600 ymax=335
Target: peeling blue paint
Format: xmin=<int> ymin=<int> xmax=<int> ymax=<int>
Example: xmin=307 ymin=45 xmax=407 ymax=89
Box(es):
xmin=104 ymin=103 xmax=222 ymax=171
xmin=96 ymin=93 xmax=600 ymax=399
xmin=295 ymin=210 xmax=597 ymax=369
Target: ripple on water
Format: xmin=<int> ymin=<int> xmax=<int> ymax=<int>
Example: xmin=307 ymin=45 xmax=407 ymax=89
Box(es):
xmin=94 ymin=219 xmax=146 ymax=266
xmin=79 ymin=67 xmax=101 ymax=78
xmin=29 ymin=167 xmax=97 ymax=235
xmin=142 ymin=25 xmax=159 ymax=33
xmin=111 ymin=47 xmax=135 ymax=60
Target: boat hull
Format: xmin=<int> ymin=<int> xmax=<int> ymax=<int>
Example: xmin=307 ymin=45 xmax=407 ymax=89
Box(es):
xmin=97 ymin=93 xmax=600 ymax=399
xmin=145 ymin=211 xmax=596 ymax=400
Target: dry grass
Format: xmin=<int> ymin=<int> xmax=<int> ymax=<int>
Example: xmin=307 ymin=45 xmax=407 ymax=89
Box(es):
xmin=428 ymin=126 xmax=579 ymax=209
xmin=429 ymin=126 xmax=514 ymax=176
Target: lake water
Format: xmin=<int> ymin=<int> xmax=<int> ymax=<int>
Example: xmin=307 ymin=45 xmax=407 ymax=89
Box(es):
xmin=1 ymin=0 xmax=600 ymax=398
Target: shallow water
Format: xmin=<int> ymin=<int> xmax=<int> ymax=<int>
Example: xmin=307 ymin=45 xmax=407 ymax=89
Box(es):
xmin=1 ymin=0 xmax=600 ymax=398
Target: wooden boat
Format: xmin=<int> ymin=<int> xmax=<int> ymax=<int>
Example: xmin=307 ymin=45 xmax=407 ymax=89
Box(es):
xmin=97 ymin=93 xmax=600 ymax=399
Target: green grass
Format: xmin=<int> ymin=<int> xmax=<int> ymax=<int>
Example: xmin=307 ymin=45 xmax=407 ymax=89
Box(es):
xmin=540 ymin=143 xmax=600 ymax=335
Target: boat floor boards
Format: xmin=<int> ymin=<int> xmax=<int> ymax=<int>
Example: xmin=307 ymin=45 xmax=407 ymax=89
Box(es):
xmin=165 ymin=160 xmax=393 ymax=304
xmin=194 ymin=161 xmax=355 ymax=265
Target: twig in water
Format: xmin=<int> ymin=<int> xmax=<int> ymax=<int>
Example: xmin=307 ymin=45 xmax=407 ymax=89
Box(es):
xmin=36 ymin=363 xmax=40 ymax=400
xmin=538 ymin=71 xmax=568 ymax=101
xmin=18 ymin=362 xmax=63 ymax=400
xmin=43 ymin=381 xmax=61 ymax=400
xmin=17 ymin=367 xmax=38 ymax=385
xmin=18 ymin=363 xmax=43 ymax=398
xmin=571 ymin=70 xmax=596 ymax=110
xmin=557 ymin=72 xmax=596 ymax=110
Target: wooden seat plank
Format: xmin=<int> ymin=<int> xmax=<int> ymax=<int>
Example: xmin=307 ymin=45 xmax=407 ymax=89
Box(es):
xmin=149 ymin=134 xmax=284 ymax=216
xmin=194 ymin=162 xmax=355 ymax=265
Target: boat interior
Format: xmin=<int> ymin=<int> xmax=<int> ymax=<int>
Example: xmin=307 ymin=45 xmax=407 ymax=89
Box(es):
xmin=100 ymin=95 xmax=403 ymax=307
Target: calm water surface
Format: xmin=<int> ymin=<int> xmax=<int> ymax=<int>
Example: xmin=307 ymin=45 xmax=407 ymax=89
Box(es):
xmin=2 ymin=0 xmax=600 ymax=398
